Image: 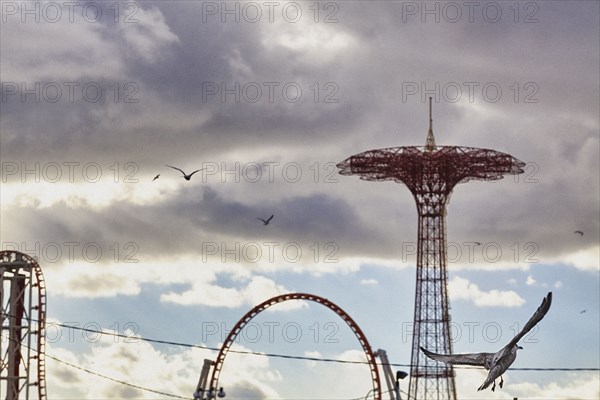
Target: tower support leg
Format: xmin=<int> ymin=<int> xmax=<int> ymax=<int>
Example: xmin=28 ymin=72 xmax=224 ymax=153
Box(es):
xmin=408 ymin=206 xmax=456 ymax=400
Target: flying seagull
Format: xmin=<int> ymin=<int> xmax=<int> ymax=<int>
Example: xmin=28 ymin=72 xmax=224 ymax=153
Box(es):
xmin=257 ymin=215 xmax=274 ymax=226
xmin=421 ymin=292 xmax=552 ymax=392
xmin=580 ymin=309 xmax=587 ymax=314
xmin=152 ymin=174 xmax=160 ymax=181
xmin=574 ymin=230 xmax=584 ymax=236
xmin=166 ymin=165 xmax=204 ymax=181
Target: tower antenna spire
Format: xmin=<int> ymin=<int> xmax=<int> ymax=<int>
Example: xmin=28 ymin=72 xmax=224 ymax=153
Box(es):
xmin=425 ymin=97 xmax=437 ymax=151
xmin=430 ymin=96 xmax=432 ymax=130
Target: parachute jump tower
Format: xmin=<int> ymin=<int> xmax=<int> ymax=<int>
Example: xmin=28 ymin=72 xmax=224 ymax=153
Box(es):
xmin=337 ymin=99 xmax=525 ymax=399
xmin=0 ymin=250 xmax=47 ymax=400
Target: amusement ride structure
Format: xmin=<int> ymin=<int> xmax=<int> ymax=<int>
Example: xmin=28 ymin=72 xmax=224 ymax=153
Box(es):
xmin=194 ymin=293 xmax=390 ymax=400
xmin=0 ymin=250 xmax=47 ymax=400
xmin=336 ymin=99 xmax=525 ymax=399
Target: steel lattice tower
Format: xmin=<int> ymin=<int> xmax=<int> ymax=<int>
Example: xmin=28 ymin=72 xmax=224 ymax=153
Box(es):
xmin=337 ymin=99 xmax=524 ymax=400
xmin=0 ymin=251 xmax=47 ymax=400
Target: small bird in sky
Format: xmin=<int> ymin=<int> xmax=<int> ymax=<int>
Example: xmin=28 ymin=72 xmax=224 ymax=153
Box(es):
xmin=474 ymin=241 xmax=482 ymax=246
xmin=421 ymin=292 xmax=552 ymax=392
xmin=152 ymin=174 xmax=160 ymax=181
xmin=166 ymin=165 xmax=204 ymax=181
xmin=580 ymin=309 xmax=587 ymax=314
xmin=257 ymin=215 xmax=274 ymax=226
xmin=574 ymin=230 xmax=584 ymax=236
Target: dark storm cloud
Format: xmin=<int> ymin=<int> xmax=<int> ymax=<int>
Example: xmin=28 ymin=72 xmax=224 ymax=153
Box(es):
xmin=1 ymin=1 xmax=373 ymax=164
xmin=2 ymin=185 xmax=391 ymax=263
xmin=1 ymin=1 xmax=598 ymax=266
xmin=5 ymin=1 xmax=596 ymax=165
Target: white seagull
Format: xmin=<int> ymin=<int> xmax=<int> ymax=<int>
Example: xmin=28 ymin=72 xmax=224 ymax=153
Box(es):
xmin=257 ymin=215 xmax=274 ymax=226
xmin=421 ymin=292 xmax=552 ymax=392
xmin=166 ymin=165 xmax=204 ymax=181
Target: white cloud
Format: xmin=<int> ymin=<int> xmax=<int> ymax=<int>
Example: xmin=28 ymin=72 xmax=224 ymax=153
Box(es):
xmin=43 ymin=257 xmax=242 ymax=299
xmin=449 ymin=277 xmax=525 ymax=307
xmin=454 ymin=368 xmax=505 ymax=399
xmin=454 ymin=369 xmax=600 ymax=399
xmin=45 ymin=262 xmax=143 ymax=298
xmin=360 ymin=278 xmax=379 ymax=285
xmin=45 ymin=341 xmax=203 ymax=399
xmin=0 ymin=180 xmax=180 ymax=210
xmin=526 ymin=275 xmax=536 ymax=286
xmin=38 ymin=249 xmax=342 ymax=304
xmin=508 ymin=373 xmax=600 ymax=399
xmin=554 ymin=281 xmax=563 ymax=289
xmin=211 ymin=343 xmax=282 ymax=398
xmin=161 ymin=282 xmax=246 ymax=307
xmin=554 ymin=246 xmax=600 ymax=271
xmin=332 ymin=349 xmax=378 ymax=398
xmin=303 ymin=350 xmax=321 ymax=368
xmin=241 ymin=275 xmax=307 ymax=312
xmin=44 ymin=339 xmax=280 ymax=400
xmin=160 ymin=274 xmax=305 ymax=311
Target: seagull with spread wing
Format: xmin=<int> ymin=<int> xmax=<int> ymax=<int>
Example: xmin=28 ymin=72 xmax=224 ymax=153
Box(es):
xmin=257 ymin=215 xmax=274 ymax=226
xmin=166 ymin=165 xmax=204 ymax=181
xmin=421 ymin=292 xmax=552 ymax=392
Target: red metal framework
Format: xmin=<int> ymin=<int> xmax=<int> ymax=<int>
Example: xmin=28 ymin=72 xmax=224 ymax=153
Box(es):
xmin=208 ymin=292 xmax=382 ymax=399
xmin=337 ymin=101 xmax=524 ymax=400
xmin=0 ymin=250 xmax=47 ymax=400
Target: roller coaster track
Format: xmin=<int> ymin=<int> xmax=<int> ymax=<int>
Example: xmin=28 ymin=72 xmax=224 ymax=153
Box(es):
xmin=209 ymin=292 xmax=381 ymax=400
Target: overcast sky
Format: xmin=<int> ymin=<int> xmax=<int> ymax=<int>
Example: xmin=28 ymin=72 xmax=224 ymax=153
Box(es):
xmin=1 ymin=1 xmax=599 ymax=399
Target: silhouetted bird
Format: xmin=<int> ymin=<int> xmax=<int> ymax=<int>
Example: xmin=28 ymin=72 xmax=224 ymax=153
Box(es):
xmin=474 ymin=241 xmax=482 ymax=246
xmin=166 ymin=165 xmax=204 ymax=181
xmin=580 ymin=309 xmax=587 ymax=314
xmin=153 ymin=174 xmax=160 ymax=181
xmin=421 ymin=292 xmax=552 ymax=392
xmin=257 ymin=215 xmax=274 ymax=226
xmin=574 ymin=230 xmax=584 ymax=236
